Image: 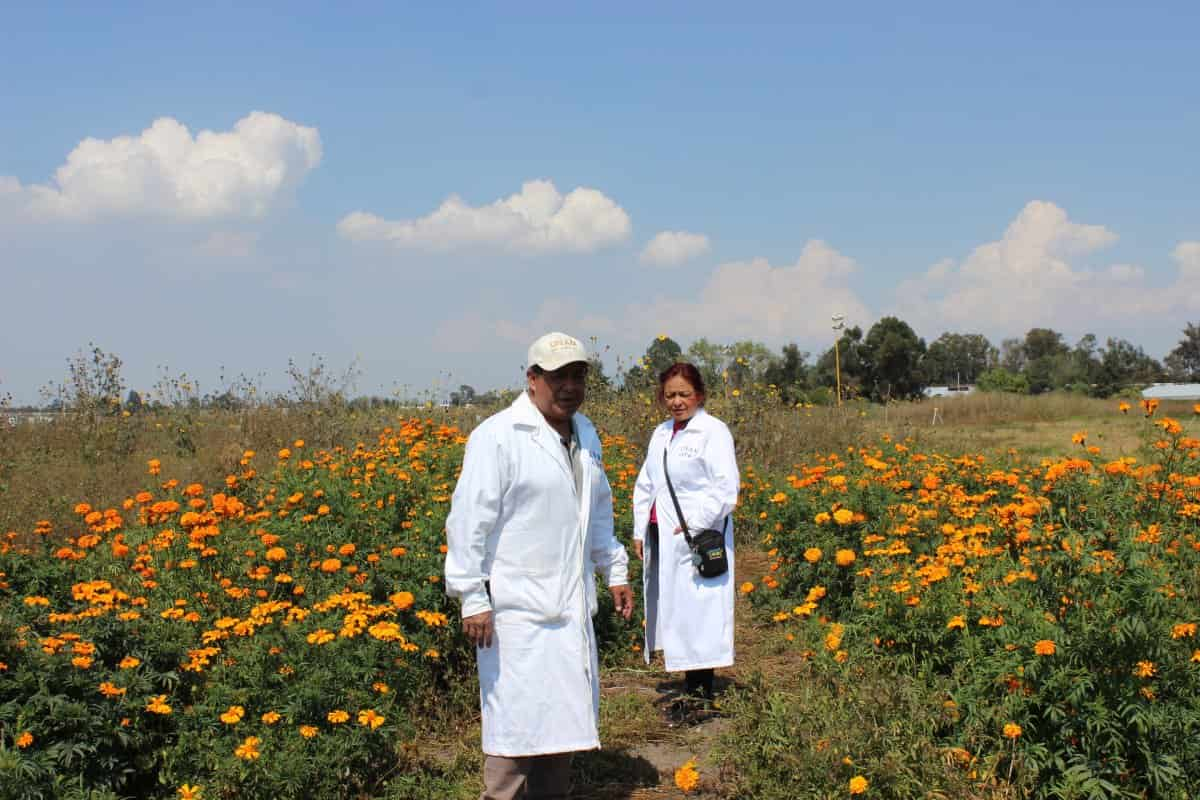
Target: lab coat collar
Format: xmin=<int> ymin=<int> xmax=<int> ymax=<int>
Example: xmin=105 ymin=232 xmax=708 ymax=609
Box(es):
xmin=660 ymin=407 xmax=713 ymax=434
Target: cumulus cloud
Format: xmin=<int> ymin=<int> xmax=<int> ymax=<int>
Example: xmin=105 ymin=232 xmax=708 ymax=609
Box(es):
xmin=337 ymin=179 xmax=631 ymax=254
xmin=2 ymin=112 xmax=321 ymax=221
xmin=639 ymin=230 xmax=711 ymax=267
xmin=621 ymin=240 xmax=871 ymax=343
xmin=894 ymin=201 xmax=1200 ymax=338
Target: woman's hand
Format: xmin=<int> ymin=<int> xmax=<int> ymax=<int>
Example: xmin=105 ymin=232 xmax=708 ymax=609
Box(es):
xmin=633 ymin=540 xmax=643 ymax=561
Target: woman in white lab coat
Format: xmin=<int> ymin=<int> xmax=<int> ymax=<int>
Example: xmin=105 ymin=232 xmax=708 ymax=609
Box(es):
xmin=632 ymin=362 xmax=738 ymax=700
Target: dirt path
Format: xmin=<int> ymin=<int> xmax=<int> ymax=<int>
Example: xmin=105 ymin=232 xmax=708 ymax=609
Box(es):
xmin=576 ymin=546 xmax=776 ymax=799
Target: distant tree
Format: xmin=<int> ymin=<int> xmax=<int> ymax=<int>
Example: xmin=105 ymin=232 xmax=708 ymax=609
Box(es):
xmin=976 ymin=368 xmax=1030 ymax=394
xmin=860 ymin=317 xmax=927 ymax=401
xmin=999 ymin=338 xmax=1026 ymax=373
xmin=1064 ymin=334 xmax=1101 ymax=393
xmin=724 ymin=340 xmax=775 ymax=389
xmin=1164 ymin=322 xmax=1200 ymax=381
xmin=923 ymin=333 xmax=997 ymax=386
xmin=685 ymin=338 xmax=728 ymax=391
xmin=585 ymin=354 xmax=612 ymax=395
xmin=1092 ymin=339 xmax=1165 ymax=397
xmin=763 ymin=343 xmax=810 ymax=402
xmin=1018 ymin=328 xmax=1070 ymax=394
xmin=449 ymin=384 xmax=477 ymax=406
xmin=624 ymin=335 xmax=683 ymax=390
xmin=125 ymin=390 xmax=144 ymax=413
xmin=814 ymin=326 xmax=867 ymax=400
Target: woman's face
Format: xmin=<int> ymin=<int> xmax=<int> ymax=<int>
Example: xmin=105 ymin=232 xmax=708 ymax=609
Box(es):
xmin=662 ymin=375 xmax=703 ymax=422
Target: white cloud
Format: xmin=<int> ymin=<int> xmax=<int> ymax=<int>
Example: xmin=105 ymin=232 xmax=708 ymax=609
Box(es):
xmin=622 ymin=240 xmax=871 ymax=343
xmin=3 ymin=112 xmax=321 ymax=221
xmin=337 ymin=179 xmax=631 ymax=254
xmin=894 ymin=201 xmax=1200 ymax=339
xmin=435 ymin=240 xmax=872 ymax=359
xmin=639 ymin=230 xmax=711 ymax=267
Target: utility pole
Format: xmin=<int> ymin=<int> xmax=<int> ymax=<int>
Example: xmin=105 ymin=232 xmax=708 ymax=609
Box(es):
xmin=832 ymin=314 xmax=846 ymax=407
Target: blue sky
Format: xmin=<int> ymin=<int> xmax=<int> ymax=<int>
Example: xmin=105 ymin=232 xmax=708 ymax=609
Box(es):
xmin=2 ymin=2 xmax=1198 ymax=403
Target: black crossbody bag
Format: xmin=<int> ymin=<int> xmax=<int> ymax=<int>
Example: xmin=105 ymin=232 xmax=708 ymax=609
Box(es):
xmin=663 ymin=448 xmax=729 ymax=578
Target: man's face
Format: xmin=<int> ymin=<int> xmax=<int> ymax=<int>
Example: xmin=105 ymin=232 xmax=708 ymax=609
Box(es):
xmin=527 ymin=362 xmax=588 ymax=425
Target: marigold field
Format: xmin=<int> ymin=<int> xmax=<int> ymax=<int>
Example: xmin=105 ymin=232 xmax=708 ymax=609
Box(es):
xmin=2 ymin=397 xmax=1199 ymax=799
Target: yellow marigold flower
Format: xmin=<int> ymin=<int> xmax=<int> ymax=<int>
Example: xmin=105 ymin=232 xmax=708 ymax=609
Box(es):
xmin=299 ymin=724 xmax=319 ymax=738
xmin=1171 ymin=622 xmax=1196 ymax=639
xmin=849 ymin=775 xmax=869 ymax=794
xmin=946 ymin=615 xmax=966 ymax=630
xmin=1134 ymin=660 xmax=1156 ymax=678
xmin=357 ymin=709 xmax=385 ymax=729
xmin=220 ymin=706 xmax=245 ymax=725
xmin=234 ymin=736 xmax=261 ymax=760
xmin=739 ymin=581 xmax=755 ymax=595
xmin=832 ymin=508 xmax=854 ymax=526
xmin=835 ymin=549 xmax=856 ymax=567
xmin=16 ymin=731 xmax=33 ymax=749
xmin=177 ymin=784 xmax=203 ymax=800
xmin=118 ymin=656 xmax=141 ymax=669
xmin=261 ymin=711 xmax=281 ymax=725
xmin=1003 ymin=722 xmax=1022 ymax=739
xmin=814 ymin=511 xmax=831 ymax=525
xmin=327 ymin=709 xmax=350 ymax=724
xmin=265 ymin=547 xmax=287 ymax=562
xmin=1034 ymin=640 xmax=1056 ymax=656
xmin=307 ymin=629 xmax=335 ymax=645
xmin=1191 ymin=650 xmax=1200 ymax=663
xmin=804 ymin=547 xmax=823 ymax=563
xmin=674 ymin=758 xmax=700 ymax=793
xmin=146 ymin=695 xmax=173 ymax=715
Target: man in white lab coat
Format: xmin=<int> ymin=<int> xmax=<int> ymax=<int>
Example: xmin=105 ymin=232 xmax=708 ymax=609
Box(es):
xmin=445 ymin=331 xmax=634 ymax=800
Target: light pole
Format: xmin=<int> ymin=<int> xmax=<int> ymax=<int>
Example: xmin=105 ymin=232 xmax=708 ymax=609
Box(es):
xmin=831 ymin=314 xmax=845 ymax=407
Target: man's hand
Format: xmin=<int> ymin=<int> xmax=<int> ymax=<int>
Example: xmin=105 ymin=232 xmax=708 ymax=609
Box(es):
xmin=462 ymin=610 xmax=494 ymax=648
xmin=610 ymin=584 xmax=634 ymax=620
xmin=633 ymin=540 xmax=644 ymax=561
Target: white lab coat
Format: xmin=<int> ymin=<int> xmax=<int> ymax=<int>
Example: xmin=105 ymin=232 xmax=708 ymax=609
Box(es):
xmin=632 ymin=409 xmax=737 ymax=672
xmin=444 ymin=391 xmax=629 ymax=757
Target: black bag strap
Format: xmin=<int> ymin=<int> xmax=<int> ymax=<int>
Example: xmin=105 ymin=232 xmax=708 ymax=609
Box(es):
xmin=663 ymin=448 xmax=695 ymax=547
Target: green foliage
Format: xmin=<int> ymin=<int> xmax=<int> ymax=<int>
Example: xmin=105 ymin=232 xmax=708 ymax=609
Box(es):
xmin=739 ymin=414 xmax=1200 ymax=798
xmin=977 ymin=368 xmax=1031 ymax=394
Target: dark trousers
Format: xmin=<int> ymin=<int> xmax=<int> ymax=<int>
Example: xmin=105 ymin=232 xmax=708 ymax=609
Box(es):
xmin=685 ymin=668 xmax=715 ymax=700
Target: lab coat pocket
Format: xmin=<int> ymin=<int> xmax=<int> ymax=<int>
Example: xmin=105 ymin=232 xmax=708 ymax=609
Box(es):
xmin=489 ymin=567 xmax=566 ymax=623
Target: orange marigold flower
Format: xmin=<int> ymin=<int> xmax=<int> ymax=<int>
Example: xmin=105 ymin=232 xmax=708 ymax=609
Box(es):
xmin=319 ymin=558 xmax=341 ymax=573
xmin=261 ymin=711 xmax=281 ymax=725
xmin=946 ymin=616 xmax=966 ymax=630
xmin=1034 ymin=640 xmax=1056 ymax=656
xmin=327 ymin=709 xmax=350 ymax=724
xmin=234 ymin=736 xmax=261 ymax=760
xmin=146 ymin=694 xmax=173 ymax=715
xmin=357 ymin=709 xmax=385 ymax=729
xmin=835 ymin=549 xmax=857 ymax=567
xmin=739 ymin=581 xmax=755 ymax=595
xmin=804 ymin=547 xmax=823 ymax=563
xmin=220 ymin=706 xmax=245 ymax=725
xmin=832 ymin=509 xmax=854 ymax=526
xmin=389 ymin=591 xmax=415 ymax=610
xmin=16 ymin=731 xmax=34 ymax=748
xmin=1134 ymin=660 xmax=1156 ymax=678
xmin=673 ymin=758 xmax=700 ymax=793
xmin=177 ymin=784 xmax=203 ymax=800
xmin=1003 ymin=722 xmax=1022 ymax=739
xmin=299 ymin=724 xmax=318 ymax=738
xmin=849 ymin=775 xmax=869 ymax=795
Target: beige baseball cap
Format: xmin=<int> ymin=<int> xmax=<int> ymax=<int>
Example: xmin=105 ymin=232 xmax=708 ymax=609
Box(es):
xmin=527 ymin=332 xmax=588 ymax=371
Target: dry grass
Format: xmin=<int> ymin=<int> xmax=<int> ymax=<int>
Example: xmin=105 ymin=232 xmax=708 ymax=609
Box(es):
xmin=5 ymin=391 xmax=1183 ymax=537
